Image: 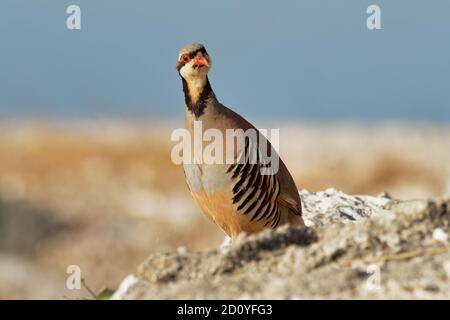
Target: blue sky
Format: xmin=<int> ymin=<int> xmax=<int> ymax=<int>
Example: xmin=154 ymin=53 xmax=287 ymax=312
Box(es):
xmin=0 ymin=0 xmax=449 ymax=121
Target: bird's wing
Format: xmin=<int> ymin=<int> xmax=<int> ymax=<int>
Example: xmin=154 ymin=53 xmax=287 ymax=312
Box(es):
xmin=217 ymin=103 xmax=303 ymax=226
xmin=276 ymin=160 xmax=303 ymax=216
xmin=225 ymin=136 xmax=284 ymax=228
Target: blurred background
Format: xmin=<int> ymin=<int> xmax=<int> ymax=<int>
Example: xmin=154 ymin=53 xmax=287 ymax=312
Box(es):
xmin=0 ymin=0 xmax=449 ymax=299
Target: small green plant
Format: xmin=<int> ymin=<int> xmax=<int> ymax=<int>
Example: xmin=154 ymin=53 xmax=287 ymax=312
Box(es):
xmin=81 ymin=278 xmax=115 ymax=300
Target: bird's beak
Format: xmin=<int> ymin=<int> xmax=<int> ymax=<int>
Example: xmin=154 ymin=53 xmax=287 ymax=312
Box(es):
xmin=193 ymin=53 xmax=210 ymax=68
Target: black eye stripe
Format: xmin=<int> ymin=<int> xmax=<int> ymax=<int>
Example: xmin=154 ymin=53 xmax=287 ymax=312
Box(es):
xmin=188 ymin=47 xmax=207 ymax=59
xmin=176 ymin=47 xmax=208 ymax=71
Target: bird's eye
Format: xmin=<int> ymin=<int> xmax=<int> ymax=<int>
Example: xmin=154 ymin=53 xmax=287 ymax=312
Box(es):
xmin=182 ymin=54 xmax=191 ymax=63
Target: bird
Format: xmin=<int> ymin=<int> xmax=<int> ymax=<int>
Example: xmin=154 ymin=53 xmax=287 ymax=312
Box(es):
xmin=176 ymin=43 xmax=304 ymax=239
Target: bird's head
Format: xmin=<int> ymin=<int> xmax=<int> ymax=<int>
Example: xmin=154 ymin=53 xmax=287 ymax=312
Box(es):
xmin=176 ymin=43 xmax=211 ymax=81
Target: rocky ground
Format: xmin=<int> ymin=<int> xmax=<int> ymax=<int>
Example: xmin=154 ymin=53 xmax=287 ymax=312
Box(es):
xmin=1 ymin=121 xmax=449 ymax=299
xmin=113 ymin=189 xmax=450 ymax=299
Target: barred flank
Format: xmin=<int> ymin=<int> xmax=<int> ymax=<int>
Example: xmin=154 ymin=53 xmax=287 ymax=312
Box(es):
xmin=227 ymin=136 xmax=281 ymax=228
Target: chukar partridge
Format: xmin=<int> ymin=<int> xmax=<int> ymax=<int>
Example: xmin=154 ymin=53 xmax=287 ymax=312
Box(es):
xmin=176 ymin=43 xmax=303 ymax=239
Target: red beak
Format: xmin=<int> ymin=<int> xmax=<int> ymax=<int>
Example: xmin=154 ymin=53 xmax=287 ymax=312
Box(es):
xmin=193 ymin=54 xmax=210 ymax=67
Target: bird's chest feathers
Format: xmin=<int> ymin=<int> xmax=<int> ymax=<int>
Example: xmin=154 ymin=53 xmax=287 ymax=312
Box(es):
xmin=184 ymin=163 xmax=229 ymax=195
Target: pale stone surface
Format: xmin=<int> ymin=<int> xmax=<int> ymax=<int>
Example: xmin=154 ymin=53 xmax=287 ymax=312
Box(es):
xmin=114 ymin=190 xmax=450 ymax=299
xmin=300 ymin=188 xmax=391 ymax=227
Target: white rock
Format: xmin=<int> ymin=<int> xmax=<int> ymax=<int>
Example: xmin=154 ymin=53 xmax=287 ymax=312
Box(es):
xmin=219 ymin=236 xmax=232 ymax=252
xmin=299 ymin=189 xmax=391 ymax=228
xmin=111 ymin=274 xmax=139 ymax=300
xmin=432 ymin=228 xmax=448 ymax=244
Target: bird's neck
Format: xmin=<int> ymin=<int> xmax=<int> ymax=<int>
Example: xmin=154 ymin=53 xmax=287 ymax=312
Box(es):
xmin=182 ymin=76 xmax=216 ymax=119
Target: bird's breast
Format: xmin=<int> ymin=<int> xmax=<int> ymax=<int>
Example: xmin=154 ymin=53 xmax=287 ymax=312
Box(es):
xmin=184 ymin=163 xmax=230 ymax=195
